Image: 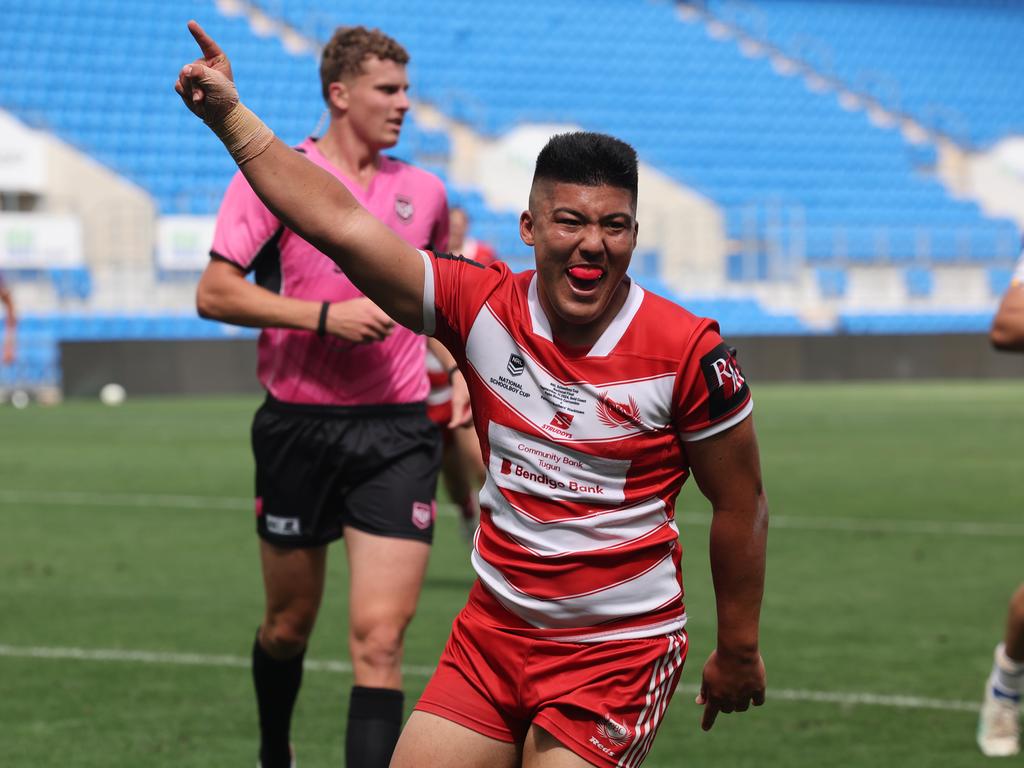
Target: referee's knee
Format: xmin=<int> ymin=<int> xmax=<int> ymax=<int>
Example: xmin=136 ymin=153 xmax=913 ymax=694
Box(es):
xmin=260 ymin=612 xmax=315 ymax=659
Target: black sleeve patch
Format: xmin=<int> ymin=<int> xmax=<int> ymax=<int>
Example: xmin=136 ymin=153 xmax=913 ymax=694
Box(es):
xmin=434 ymin=252 xmax=487 ymax=269
xmin=699 ymin=342 xmax=750 ymax=420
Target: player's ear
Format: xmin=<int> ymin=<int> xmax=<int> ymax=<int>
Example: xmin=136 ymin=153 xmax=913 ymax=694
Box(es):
xmin=327 ymin=81 xmax=349 ymax=112
xmin=520 ymin=209 xmax=535 ymax=247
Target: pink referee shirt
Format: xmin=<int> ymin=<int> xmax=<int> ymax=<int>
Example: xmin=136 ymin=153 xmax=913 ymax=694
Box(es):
xmin=211 ymin=138 xmax=448 ymax=406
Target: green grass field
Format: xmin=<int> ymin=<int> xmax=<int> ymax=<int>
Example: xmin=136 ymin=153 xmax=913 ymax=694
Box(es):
xmin=1 ymin=381 xmax=1022 ymax=767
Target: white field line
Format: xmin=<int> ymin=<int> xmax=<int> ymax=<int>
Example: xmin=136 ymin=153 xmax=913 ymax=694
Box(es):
xmin=0 ymin=643 xmax=979 ymax=713
xmin=3 ymin=489 xmax=1024 ymax=538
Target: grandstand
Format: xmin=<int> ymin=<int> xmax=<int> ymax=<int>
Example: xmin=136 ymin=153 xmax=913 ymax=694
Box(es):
xmin=0 ymin=0 xmax=1021 ymax=394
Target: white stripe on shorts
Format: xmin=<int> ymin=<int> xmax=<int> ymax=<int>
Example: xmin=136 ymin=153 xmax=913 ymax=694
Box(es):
xmin=617 ymin=632 xmax=686 ymax=767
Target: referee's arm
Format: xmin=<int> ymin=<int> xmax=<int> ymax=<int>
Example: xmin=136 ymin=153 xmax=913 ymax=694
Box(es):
xmin=0 ymin=280 xmax=15 ymax=364
xmin=991 ymin=280 xmax=1024 ymax=351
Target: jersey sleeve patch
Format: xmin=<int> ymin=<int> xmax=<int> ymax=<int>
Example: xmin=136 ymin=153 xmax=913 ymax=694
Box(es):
xmin=698 ymin=342 xmax=750 ymax=421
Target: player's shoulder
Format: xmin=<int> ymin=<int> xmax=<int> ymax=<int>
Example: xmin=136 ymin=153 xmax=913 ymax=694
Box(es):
xmin=636 ymin=283 xmax=717 ymax=343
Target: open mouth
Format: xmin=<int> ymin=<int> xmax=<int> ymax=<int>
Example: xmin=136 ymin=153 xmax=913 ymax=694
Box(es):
xmin=566 ymin=264 xmax=606 ymax=293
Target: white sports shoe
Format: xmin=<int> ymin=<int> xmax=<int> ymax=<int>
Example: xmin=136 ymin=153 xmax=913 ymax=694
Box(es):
xmin=977 ymin=681 xmax=1021 ymax=757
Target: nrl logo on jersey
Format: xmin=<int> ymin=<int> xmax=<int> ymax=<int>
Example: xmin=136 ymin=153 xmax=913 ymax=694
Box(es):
xmin=596 ymin=392 xmax=644 ymax=430
xmin=507 ymin=353 xmax=525 ymax=376
xmin=596 ymin=714 xmax=632 ymax=747
xmin=394 ymin=194 xmax=414 ymax=222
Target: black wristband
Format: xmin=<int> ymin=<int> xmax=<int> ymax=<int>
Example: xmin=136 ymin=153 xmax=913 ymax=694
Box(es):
xmin=446 ymin=365 xmax=460 ymax=383
xmin=316 ymin=301 xmax=330 ymax=337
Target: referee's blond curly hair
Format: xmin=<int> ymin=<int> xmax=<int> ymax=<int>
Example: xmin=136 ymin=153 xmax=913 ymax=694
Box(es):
xmin=319 ymin=26 xmax=410 ymax=101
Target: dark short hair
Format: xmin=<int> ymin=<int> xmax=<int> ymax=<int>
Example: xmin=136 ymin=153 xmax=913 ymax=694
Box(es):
xmin=532 ymin=132 xmax=638 ymax=201
xmin=319 ymin=26 xmax=410 ymax=101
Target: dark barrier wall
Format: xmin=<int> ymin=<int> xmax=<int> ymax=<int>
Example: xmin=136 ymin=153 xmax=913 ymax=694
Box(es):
xmin=61 ymin=334 xmax=1024 ymax=397
xmin=61 ymin=339 xmax=261 ymax=397
xmin=728 ymin=334 xmax=1024 ymax=382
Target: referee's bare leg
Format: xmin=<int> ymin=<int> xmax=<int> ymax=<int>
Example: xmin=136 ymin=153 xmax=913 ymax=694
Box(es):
xmin=256 ymin=541 xmax=328 ymax=768
xmin=346 ymin=527 xmax=431 ymax=765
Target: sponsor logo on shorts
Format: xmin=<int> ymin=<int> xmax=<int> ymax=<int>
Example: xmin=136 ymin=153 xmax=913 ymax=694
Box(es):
xmin=596 ymin=714 xmax=632 ymax=747
xmin=411 ymin=501 xmax=434 ymax=530
xmin=266 ymin=515 xmax=300 ymax=536
xmin=394 ymin=194 xmax=414 ymax=222
xmin=506 ymin=353 xmax=525 ymax=376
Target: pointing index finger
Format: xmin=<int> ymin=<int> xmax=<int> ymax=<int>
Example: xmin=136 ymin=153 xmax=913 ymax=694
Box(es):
xmin=187 ymin=19 xmax=223 ymax=61
xmin=701 ymin=701 xmax=719 ymax=731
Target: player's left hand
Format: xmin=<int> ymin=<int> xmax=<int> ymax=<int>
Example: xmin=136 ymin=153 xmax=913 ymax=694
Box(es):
xmin=696 ymin=648 xmax=766 ymax=731
xmin=448 ymin=369 xmax=473 ymax=429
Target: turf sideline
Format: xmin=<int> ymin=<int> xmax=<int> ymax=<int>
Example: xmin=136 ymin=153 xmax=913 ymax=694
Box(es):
xmin=3 ymin=489 xmax=1024 ymax=538
xmin=0 ymin=643 xmax=979 ymax=713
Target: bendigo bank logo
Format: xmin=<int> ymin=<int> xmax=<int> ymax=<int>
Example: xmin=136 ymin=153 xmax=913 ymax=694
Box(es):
xmin=596 ymin=392 xmax=644 ymax=430
xmin=699 ymin=342 xmax=749 ymax=419
xmin=499 ymin=457 xmax=563 ymax=490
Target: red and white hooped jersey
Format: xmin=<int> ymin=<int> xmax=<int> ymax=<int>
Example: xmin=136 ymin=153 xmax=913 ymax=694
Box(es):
xmin=421 ymin=252 xmax=752 ymax=642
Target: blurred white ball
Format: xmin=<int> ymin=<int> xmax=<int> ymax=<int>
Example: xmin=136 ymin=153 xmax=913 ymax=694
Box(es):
xmin=99 ymin=383 xmax=126 ymax=406
xmin=10 ymin=390 xmax=29 ymax=409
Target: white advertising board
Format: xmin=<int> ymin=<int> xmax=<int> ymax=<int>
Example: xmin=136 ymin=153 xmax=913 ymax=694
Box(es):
xmin=0 ymin=213 xmax=84 ymax=269
xmin=156 ymin=215 xmax=217 ymax=271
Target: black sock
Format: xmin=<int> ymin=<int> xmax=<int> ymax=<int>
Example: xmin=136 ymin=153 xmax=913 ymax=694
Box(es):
xmin=252 ymin=633 xmax=305 ymax=768
xmin=345 ymin=686 xmax=404 ymax=768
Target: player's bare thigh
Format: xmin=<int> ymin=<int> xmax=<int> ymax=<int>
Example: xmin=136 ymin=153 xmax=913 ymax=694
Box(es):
xmin=391 ymin=715 xmax=596 ymax=768
xmin=390 ymin=711 xmax=520 ymax=768
xmin=344 ymin=526 xmax=431 ymax=688
xmin=523 ymin=724 xmax=600 ymax=767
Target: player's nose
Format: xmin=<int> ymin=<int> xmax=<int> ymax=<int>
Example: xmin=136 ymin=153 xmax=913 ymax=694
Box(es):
xmin=579 ymin=224 xmax=605 ymax=256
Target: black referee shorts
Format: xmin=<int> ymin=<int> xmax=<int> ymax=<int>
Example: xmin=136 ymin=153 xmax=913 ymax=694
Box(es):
xmin=251 ymin=395 xmax=443 ymax=547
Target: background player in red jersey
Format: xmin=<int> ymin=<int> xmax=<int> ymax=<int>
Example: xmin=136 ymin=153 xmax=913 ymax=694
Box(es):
xmin=0 ymin=272 xmax=15 ymax=366
xmin=977 ymin=250 xmax=1024 ymax=757
xmin=193 ymin=25 xmax=466 ymax=768
xmin=449 ymin=205 xmax=498 ymax=267
xmin=176 ymin=23 xmax=766 ymax=766
xmin=425 ymin=205 xmax=496 ymax=540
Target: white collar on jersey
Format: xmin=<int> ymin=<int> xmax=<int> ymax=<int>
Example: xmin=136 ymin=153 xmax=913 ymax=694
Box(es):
xmin=527 ymin=274 xmax=645 ymax=358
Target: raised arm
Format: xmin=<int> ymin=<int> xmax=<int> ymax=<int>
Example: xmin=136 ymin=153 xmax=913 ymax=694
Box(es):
xmin=990 ymin=272 xmax=1024 ymax=351
xmin=0 ymin=280 xmax=15 ymax=365
xmin=685 ymin=415 xmax=768 ymax=731
xmin=175 ymin=21 xmax=427 ymax=331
